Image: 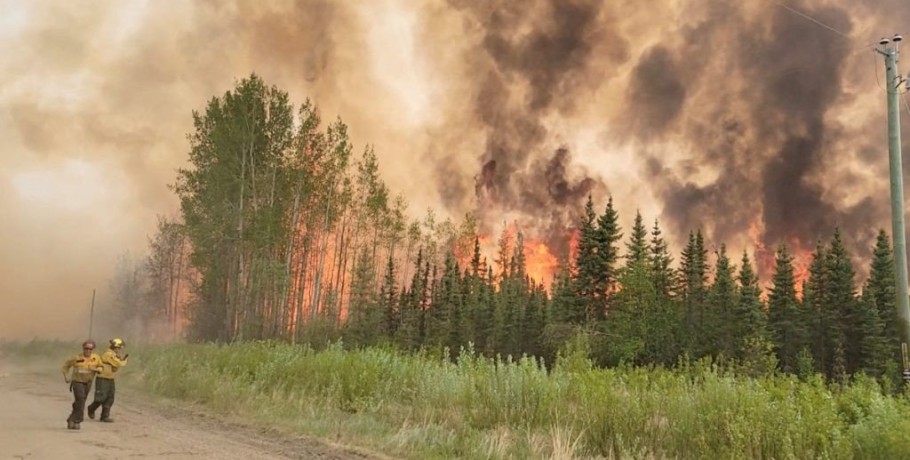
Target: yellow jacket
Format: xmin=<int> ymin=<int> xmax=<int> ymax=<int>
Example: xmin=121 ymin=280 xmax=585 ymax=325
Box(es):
xmin=62 ymin=353 xmax=103 ymax=383
xmin=98 ymin=348 xmax=128 ymax=379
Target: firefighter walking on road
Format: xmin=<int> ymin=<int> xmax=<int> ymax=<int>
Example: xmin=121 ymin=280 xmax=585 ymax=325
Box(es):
xmin=88 ymin=337 xmax=128 ymax=423
xmin=62 ymin=340 xmax=103 ymax=430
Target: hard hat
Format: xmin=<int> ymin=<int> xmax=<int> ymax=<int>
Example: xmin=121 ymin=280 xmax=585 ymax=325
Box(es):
xmin=110 ymin=337 xmax=125 ymax=348
xmin=82 ymin=339 xmax=96 ymax=350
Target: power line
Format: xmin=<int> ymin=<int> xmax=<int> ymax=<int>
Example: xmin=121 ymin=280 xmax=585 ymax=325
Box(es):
xmin=874 ymin=49 xmax=885 ymax=91
xmin=772 ymin=1 xmax=852 ymax=40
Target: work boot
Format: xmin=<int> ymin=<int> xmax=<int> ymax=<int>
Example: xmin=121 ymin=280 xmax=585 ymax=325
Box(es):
xmin=67 ymin=420 xmax=75 ymax=430
xmin=100 ymin=418 xmax=114 ymax=423
xmin=87 ymin=406 xmax=96 ymax=420
xmin=73 ymin=423 xmax=81 ymax=430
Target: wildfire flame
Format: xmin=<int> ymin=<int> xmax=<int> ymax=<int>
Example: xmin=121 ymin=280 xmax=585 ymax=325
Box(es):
xmin=526 ymin=241 xmax=559 ymax=288
xmin=748 ymin=221 xmax=811 ymax=299
xmin=455 ymin=222 xmax=570 ymax=291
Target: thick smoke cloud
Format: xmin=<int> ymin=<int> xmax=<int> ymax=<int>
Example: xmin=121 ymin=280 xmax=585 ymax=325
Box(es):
xmin=610 ymin=1 xmax=897 ymax=276
xmin=0 ymin=0 xmax=432 ymax=339
xmin=432 ymin=0 xmax=910 ymax=279
xmin=441 ymin=0 xmax=629 ymax=257
xmin=3 ymin=0 xmax=909 ymax=338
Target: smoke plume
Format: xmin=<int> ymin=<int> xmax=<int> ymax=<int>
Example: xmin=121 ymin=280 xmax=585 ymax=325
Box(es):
xmin=2 ymin=0 xmax=909 ymax=338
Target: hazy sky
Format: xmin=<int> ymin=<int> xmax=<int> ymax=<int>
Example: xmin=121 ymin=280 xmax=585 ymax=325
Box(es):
xmin=2 ymin=0 xmax=908 ymax=339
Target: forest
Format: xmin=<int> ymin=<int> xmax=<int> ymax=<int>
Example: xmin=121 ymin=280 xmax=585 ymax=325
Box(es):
xmin=110 ymin=74 xmax=904 ymax=384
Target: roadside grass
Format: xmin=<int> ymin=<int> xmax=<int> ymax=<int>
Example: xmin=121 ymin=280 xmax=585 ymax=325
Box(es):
xmin=6 ymin=339 xmax=910 ymax=459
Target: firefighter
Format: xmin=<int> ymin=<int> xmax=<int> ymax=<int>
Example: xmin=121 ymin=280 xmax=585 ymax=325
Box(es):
xmin=88 ymin=337 xmax=128 ymax=423
xmin=62 ymin=339 xmax=103 ymax=430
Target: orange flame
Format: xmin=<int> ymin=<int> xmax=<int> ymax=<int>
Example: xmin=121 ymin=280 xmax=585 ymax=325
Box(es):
xmin=747 ymin=220 xmax=811 ymax=299
xmin=451 ymin=223 xmax=566 ymax=291
xmin=525 ymin=240 xmax=559 ymax=289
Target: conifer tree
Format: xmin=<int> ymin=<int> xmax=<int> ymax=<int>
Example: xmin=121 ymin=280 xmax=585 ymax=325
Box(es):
xmin=707 ymin=245 xmax=736 ymax=359
xmin=864 ymin=230 xmax=901 ymax=368
xmin=608 ymin=235 xmax=657 ymax=365
xmin=802 ymin=241 xmax=830 ymax=374
xmin=825 ymin=228 xmax=860 ymax=374
xmin=575 ymin=195 xmax=600 ymax=324
xmin=678 ymin=230 xmax=708 ymax=355
xmin=593 ymin=197 xmax=623 ymax=317
xmin=733 ymin=250 xmax=767 ymax=358
xmin=625 ymin=211 xmax=649 ymax=268
xmin=523 ymin=283 xmax=547 ymax=359
xmin=543 ymin=264 xmax=584 ymax=360
xmin=426 ymin=252 xmax=460 ymax=351
xmin=396 ymin=249 xmax=425 ymax=350
xmin=379 ymin=253 xmax=399 ymax=337
xmin=856 ymin=292 xmax=888 ymax=376
xmin=471 ymin=236 xmax=483 ymax=278
xmin=552 ymin=265 xmax=585 ymax=325
xmin=346 ymin=248 xmax=379 ymax=346
xmin=649 ymin=219 xmax=675 ymax=299
xmin=767 ymin=245 xmax=803 ymax=373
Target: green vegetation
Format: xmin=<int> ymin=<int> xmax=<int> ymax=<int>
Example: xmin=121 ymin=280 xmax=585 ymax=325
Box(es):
xmin=77 ymin=74 xmax=910 ymax=458
xmin=124 ymin=340 xmax=910 ymax=460
xmin=106 ymin=74 xmax=907 ymax=387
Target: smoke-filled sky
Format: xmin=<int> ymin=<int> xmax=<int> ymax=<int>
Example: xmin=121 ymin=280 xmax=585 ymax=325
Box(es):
xmin=2 ymin=0 xmax=909 ymax=339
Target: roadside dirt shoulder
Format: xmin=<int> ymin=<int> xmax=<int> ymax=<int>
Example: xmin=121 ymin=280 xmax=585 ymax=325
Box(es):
xmin=0 ymin=356 xmax=385 ymax=460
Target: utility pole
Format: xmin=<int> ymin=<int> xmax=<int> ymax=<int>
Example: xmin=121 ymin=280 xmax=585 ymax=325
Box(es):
xmin=89 ymin=288 xmax=96 ymax=339
xmin=876 ymin=34 xmax=910 ymax=378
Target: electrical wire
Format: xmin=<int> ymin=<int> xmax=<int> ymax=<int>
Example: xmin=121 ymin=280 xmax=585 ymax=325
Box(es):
xmin=772 ymin=1 xmax=852 ymax=40
xmin=874 ymin=49 xmax=886 ymax=92
xmin=772 ymin=0 xmax=874 ymax=57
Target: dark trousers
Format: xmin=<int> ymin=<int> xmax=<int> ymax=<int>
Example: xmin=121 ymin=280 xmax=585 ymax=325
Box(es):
xmin=88 ymin=377 xmax=115 ymax=419
xmin=67 ymin=381 xmax=92 ymax=423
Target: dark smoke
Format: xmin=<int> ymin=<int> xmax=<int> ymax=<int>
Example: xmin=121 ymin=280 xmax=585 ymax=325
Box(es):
xmin=8 ymin=0 xmax=910 ymax=340
xmin=619 ymin=0 xmax=887 ymax=278
xmin=445 ymin=0 xmax=628 ymax=257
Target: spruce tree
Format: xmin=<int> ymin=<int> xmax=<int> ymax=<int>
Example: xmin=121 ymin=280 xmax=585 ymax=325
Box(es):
xmin=767 ymin=244 xmax=803 ymax=373
xmin=707 ymin=245 xmax=736 ymax=360
xmin=471 ymin=236 xmax=483 ymax=278
xmin=552 ymin=264 xmax=585 ymax=325
xmin=678 ymin=230 xmax=708 ymax=355
xmin=625 ymin=211 xmax=649 ymax=268
xmin=865 ymin=230 xmax=901 ymax=368
xmin=594 ymin=197 xmax=623 ymax=316
xmin=380 ymin=253 xmax=399 ymax=337
xmin=346 ymin=248 xmax=379 ymax=346
xmin=649 ymin=219 xmax=675 ymax=299
xmin=426 ymin=252 xmax=460 ymax=351
xmin=543 ymin=264 xmax=585 ymax=360
xmin=396 ymin=249 xmax=426 ymax=350
xmin=575 ymin=195 xmax=600 ymax=324
xmin=609 ymin=235 xmax=658 ymax=365
xmin=733 ymin=250 xmax=767 ymax=358
xmin=523 ymin=283 xmax=547 ymax=359
xmin=646 ymin=219 xmax=679 ymax=363
xmin=856 ymin=292 xmax=888 ymax=376
xmin=802 ymin=240 xmax=830 ymax=374
xmin=825 ymin=228 xmax=860 ymax=374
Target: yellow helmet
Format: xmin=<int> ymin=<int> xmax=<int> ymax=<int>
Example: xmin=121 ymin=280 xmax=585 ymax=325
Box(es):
xmin=110 ymin=337 xmax=125 ymax=349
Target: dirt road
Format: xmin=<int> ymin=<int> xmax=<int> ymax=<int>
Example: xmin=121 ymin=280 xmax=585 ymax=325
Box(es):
xmin=0 ymin=360 xmax=378 ymax=460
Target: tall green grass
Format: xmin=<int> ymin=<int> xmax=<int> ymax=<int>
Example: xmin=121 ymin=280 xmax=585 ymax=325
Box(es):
xmin=116 ymin=340 xmax=910 ymax=460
